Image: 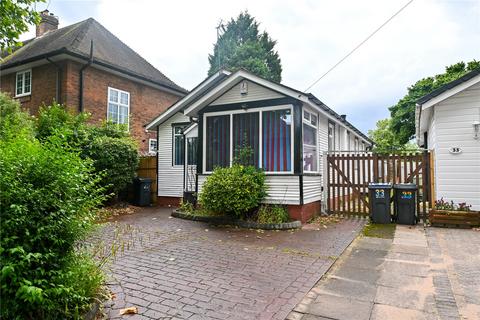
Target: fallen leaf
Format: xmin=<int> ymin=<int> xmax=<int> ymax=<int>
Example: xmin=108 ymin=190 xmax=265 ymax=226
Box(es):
xmin=119 ymin=306 xmax=138 ymax=315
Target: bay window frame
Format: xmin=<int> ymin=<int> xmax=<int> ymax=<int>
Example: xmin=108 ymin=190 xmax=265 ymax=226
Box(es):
xmin=302 ymin=108 xmax=319 ymax=173
xmin=202 ymin=104 xmax=294 ymax=175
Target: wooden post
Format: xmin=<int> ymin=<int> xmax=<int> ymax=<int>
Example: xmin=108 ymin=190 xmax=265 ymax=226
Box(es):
xmin=429 ymin=151 xmax=435 ymax=208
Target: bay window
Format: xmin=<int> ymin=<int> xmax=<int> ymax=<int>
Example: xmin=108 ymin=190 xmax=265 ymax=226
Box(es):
xmin=205 ymin=115 xmax=230 ymax=171
xmin=203 ymin=106 xmax=293 ymax=173
xmin=303 ymin=110 xmax=318 ymax=172
xmin=233 ymin=112 xmax=259 ymax=167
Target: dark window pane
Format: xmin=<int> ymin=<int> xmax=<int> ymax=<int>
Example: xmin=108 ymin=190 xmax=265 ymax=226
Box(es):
xmin=262 ymin=109 xmax=292 ymax=172
xmin=303 ymin=124 xmax=316 ymax=146
xmin=233 ymin=112 xmax=259 ymax=167
xmin=174 ymin=135 xmax=184 ymax=165
xmin=206 ymin=115 xmax=230 ymax=171
xmin=187 ymin=137 xmax=197 ymax=165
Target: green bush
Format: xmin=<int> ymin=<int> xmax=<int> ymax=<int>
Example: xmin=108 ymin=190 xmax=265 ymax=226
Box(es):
xmin=0 ymin=136 xmax=106 ymax=319
xmin=199 ymin=164 xmax=266 ymax=218
xmin=83 ymin=136 xmax=139 ymax=197
xmin=256 ymin=205 xmax=290 ymax=224
xmin=0 ymin=92 xmax=34 ymax=141
xmin=35 ymin=104 xmax=139 ymax=198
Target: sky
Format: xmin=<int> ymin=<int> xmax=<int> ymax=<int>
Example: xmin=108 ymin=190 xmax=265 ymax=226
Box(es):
xmin=23 ymin=0 xmax=480 ymax=133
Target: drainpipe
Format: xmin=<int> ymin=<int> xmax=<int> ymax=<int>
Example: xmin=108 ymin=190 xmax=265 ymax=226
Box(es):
xmin=79 ymin=40 xmax=94 ymax=112
xmin=46 ymin=57 xmax=63 ymax=104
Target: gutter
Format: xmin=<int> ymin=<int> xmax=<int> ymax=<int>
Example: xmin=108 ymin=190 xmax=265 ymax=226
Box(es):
xmin=46 ymin=57 xmax=63 ymax=104
xmin=79 ymin=40 xmax=94 ymax=112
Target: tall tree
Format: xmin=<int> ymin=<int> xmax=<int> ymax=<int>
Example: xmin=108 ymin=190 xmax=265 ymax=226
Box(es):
xmin=208 ymin=11 xmax=282 ymax=82
xmin=0 ymin=0 xmax=45 ymax=53
xmin=389 ymin=60 xmax=480 ymax=144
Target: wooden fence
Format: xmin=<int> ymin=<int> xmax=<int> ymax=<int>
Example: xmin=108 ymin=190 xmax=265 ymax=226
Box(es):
xmin=136 ymin=156 xmax=157 ymax=204
xmin=326 ymin=151 xmax=432 ymax=219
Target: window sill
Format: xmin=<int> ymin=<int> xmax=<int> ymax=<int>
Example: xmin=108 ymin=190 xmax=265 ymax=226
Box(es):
xmin=15 ymin=93 xmax=31 ymax=98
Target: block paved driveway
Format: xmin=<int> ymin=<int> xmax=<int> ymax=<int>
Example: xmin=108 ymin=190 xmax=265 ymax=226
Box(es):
xmin=94 ymin=208 xmax=364 ymax=319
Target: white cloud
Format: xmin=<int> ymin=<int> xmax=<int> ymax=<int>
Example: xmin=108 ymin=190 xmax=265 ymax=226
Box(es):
xmin=25 ymin=0 xmax=480 ymax=132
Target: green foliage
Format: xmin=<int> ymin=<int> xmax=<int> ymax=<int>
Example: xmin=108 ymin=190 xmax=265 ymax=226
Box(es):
xmin=0 ymin=92 xmax=34 ymax=140
xmin=0 ymin=135 xmax=105 ymax=319
xmin=36 ymin=104 xmax=139 ymax=197
xmin=256 ymin=205 xmax=290 ymax=224
xmin=0 ymin=0 xmax=45 ymax=53
xmin=208 ymin=11 xmax=282 ymax=82
xmin=389 ymin=60 xmax=480 ymax=144
xmin=368 ymin=118 xmax=418 ymax=153
xmin=233 ymin=143 xmax=255 ymax=166
xmin=199 ymin=164 xmax=267 ymax=218
xmin=83 ymin=136 xmax=139 ymax=197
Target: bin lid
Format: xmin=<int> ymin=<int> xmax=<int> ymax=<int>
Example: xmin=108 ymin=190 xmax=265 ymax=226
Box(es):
xmin=393 ymin=183 xmax=417 ymax=190
xmin=368 ymin=182 xmax=392 ymax=189
xmin=135 ymin=177 xmax=153 ymax=183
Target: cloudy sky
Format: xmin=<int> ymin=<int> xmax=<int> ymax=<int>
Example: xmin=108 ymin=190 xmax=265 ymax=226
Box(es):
xmin=24 ymin=0 xmax=480 ymax=133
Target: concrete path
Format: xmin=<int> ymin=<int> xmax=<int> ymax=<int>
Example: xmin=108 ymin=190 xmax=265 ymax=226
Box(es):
xmin=288 ymin=225 xmax=480 ymax=320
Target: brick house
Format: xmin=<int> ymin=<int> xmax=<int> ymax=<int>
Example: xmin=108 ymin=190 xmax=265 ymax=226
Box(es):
xmin=0 ymin=10 xmax=186 ymax=154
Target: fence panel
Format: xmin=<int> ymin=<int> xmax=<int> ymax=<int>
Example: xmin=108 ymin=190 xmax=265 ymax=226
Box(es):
xmin=137 ymin=156 xmax=157 ymax=204
xmin=326 ymin=151 xmax=431 ymax=219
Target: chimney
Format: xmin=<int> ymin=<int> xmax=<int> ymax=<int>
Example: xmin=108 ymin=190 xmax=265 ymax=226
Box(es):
xmin=340 ymin=114 xmax=347 ymax=121
xmin=36 ymin=10 xmax=59 ymax=37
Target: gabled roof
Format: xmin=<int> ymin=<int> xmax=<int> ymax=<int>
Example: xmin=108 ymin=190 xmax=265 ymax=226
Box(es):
xmin=417 ymin=67 xmax=480 ymax=106
xmin=147 ymin=68 xmax=372 ymax=143
xmin=1 ymin=18 xmax=187 ymax=95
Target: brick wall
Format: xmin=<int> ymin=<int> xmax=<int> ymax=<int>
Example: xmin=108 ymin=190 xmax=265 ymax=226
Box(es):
xmin=1 ymin=60 xmax=182 ymax=154
xmin=0 ymin=62 xmax=66 ymax=114
xmin=65 ymin=61 xmax=181 ymax=154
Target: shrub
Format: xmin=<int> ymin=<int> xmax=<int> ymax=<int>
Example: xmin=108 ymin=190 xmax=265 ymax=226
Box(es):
xmin=83 ymin=136 xmax=139 ymax=197
xmin=35 ymin=104 xmax=139 ymax=198
xmin=256 ymin=205 xmax=290 ymax=224
xmin=199 ymin=164 xmax=266 ymax=218
xmin=0 ymin=92 xmax=34 ymax=141
xmin=0 ymin=136 xmax=106 ymax=319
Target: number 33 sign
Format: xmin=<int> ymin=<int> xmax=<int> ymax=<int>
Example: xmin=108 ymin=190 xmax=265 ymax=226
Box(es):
xmin=375 ymin=189 xmax=385 ymax=199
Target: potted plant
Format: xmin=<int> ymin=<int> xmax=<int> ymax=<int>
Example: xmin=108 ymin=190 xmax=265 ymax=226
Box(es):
xmin=429 ymin=198 xmax=480 ymax=227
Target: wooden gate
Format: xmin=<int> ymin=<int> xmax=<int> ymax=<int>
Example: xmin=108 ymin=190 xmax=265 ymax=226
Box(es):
xmin=326 ymin=151 xmax=432 ymax=219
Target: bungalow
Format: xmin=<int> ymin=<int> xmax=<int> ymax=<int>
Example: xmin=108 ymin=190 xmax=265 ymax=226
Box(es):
xmin=416 ymin=67 xmax=480 ymax=211
xmin=147 ymin=69 xmax=372 ymax=222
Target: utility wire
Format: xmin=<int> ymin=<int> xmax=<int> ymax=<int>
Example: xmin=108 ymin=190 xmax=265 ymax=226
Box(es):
xmin=304 ymin=0 xmax=414 ymax=92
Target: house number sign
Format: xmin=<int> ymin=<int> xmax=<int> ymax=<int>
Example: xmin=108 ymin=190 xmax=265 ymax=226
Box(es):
xmin=449 ymin=147 xmax=462 ymax=154
xmin=375 ymin=189 xmax=385 ymax=199
xmin=401 ymin=191 xmax=413 ymax=200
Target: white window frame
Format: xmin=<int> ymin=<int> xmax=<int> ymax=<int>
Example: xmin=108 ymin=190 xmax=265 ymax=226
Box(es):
xmin=328 ymin=121 xmax=336 ymax=151
xmin=15 ymin=69 xmax=32 ymax=97
xmin=148 ymin=138 xmax=157 ymax=154
xmin=172 ymin=124 xmax=185 ymax=167
xmin=107 ymin=87 xmax=130 ymax=129
xmin=202 ymin=104 xmax=294 ymax=175
xmin=302 ymin=109 xmax=319 ymax=173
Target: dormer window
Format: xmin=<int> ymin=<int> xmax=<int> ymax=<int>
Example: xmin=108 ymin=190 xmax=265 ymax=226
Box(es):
xmin=15 ymin=70 xmax=31 ymax=97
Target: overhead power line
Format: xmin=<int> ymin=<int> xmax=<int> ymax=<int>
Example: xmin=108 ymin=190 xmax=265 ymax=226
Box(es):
xmin=304 ymin=0 xmax=414 ymax=92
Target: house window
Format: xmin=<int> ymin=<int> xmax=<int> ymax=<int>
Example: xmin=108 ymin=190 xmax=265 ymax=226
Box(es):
xmin=107 ymin=87 xmax=130 ymax=128
xmin=262 ymin=109 xmax=292 ymax=172
xmin=233 ymin=112 xmax=259 ymax=167
xmin=148 ymin=139 xmax=157 ymax=154
xmin=354 ymin=137 xmax=359 ymax=151
xmin=328 ymin=122 xmax=335 ymax=151
xmin=347 ymin=131 xmax=351 ymax=150
xmin=303 ymin=110 xmax=318 ymax=172
xmin=173 ymin=125 xmax=186 ymax=166
xmin=205 ymin=115 xmax=230 ymax=171
xmin=361 ymin=141 xmax=365 ymax=151
xmin=15 ymin=70 xmax=31 ymax=97
xmin=187 ymin=137 xmax=198 ymax=165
